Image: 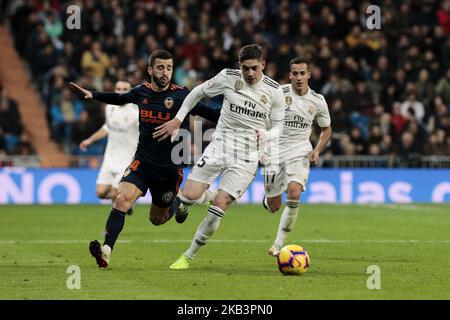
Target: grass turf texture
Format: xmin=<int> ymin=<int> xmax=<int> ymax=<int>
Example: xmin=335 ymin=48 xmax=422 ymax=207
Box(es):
xmin=1 ymin=204 xmax=450 ymax=299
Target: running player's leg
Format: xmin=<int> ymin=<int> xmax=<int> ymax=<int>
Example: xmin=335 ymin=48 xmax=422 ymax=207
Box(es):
xmin=96 ymin=165 xmax=116 ymax=199
xmin=106 ymin=181 xmax=142 ymax=246
xmin=148 ymin=166 xmax=184 ymax=225
xmin=96 ymin=184 xmax=112 ymax=199
xmin=90 ymin=159 xmax=147 ymax=268
xmin=265 ymin=195 xmax=282 ymax=213
xmin=90 ymin=182 xmax=143 ymax=268
xmin=173 ymin=147 xmax=222 ymax=223
xmin=269 ymin=182 xmax=303 ymax=256
xmin=96 ymin=168 xmax=124 ymax=209
xmin=171 ymin=165 xmax=256 ymax=269
xmin=263 ymin=163 xmax=285 ymax=213
xmin=269 ymin=158 xmax=309 ymax=256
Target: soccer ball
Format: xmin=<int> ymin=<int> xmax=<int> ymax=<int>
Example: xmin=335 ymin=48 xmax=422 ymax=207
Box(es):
xmin=277 ymin=244 xmax=310 ymax=275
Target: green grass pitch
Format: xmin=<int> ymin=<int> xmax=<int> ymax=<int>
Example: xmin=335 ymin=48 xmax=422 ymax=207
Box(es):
xmin=1 ymin=204 xmax=450 ymax=300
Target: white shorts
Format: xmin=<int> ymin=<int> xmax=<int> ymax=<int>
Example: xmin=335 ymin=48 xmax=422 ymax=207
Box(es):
xmin=264 ymin=156 xmax=310 ymax=198
xmin=96 ymin=164 xmax=124 ymax=189
xmin=187 ymin=141 xmax=258 ymax=199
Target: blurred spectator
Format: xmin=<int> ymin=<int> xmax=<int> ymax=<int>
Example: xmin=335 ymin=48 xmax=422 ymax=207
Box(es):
xmin=436 ymin=68 xmax=450 ymax=104
xmin=81 ymin=41 xmax=111 ymax=90
xmin=0 ymin=87 xmax=22 ymax=136
xmin=437 ymin=0 xmax=450 ymax=34
xmin=427 ymin=96 xmax=449 ymax=133
xmin=424 ymin=129 xmax=450 ymax=156
xmin=329 ymin=98 xmax=347 ymax=135
xmin=71 ymin=110 xmax=100 ymax=155
xmin=397 ymin=131 xmax=421 ymax=167
xmin=11 ymin=131 xmax=36 ymax=155
xmin=50 ymin=88 xmax=83 ymax=147
xmin=400 ymin=93 xmax=425 ymax=123
xmin=349 ymin=126 xmax=365 ymax=154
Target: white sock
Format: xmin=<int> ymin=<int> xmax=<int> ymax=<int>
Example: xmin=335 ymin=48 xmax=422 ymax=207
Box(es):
xmin=184 ymin=205 xmax=224 ymax=260
xmin=274 ymin=199 xmax=300 ymax=248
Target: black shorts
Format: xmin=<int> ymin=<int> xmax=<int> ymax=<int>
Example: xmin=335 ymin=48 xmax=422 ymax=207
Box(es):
xmin=121 ymin=159 xmax=183 ymax=208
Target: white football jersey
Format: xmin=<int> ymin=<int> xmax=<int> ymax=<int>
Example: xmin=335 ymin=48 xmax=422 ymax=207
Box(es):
xmin=102 ymin=103 xmax=139 ymax=171
xmin=199 ymin=68 xmax=285 ymax=161
xmin=277 ymin=84 xmax=331 ymax=162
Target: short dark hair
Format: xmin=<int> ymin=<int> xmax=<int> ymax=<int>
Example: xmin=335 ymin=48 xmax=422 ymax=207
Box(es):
xmin=148 ymin=49 xmax=173 ymax=67
xmin=239 ymin=44 xmax=264 ymax=62
xmin=289 ymin=58 xmax=312 ymax=70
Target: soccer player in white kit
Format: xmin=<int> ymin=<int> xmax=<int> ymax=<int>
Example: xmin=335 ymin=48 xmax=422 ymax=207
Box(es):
xmin=79 ymin=80 xmax=139 ymax=204
xmin=153 ymin=44 xmax=286 ymax=269
xmin=263 ymin=58 xmax=332 ymax=256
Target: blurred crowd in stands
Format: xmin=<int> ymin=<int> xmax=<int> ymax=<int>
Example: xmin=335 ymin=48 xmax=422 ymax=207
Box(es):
xmin=0 ymin=81 xmax=36 ymax=163
xmin=2 ymin=0 xmax=450 ymax=167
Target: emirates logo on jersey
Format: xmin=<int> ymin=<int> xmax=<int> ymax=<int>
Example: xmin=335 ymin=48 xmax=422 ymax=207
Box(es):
xmin=164 ymin=97 xmax=174 ymax=109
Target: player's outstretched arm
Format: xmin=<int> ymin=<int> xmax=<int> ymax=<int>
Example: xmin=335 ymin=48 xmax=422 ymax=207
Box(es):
xmin=69 ymin=82 xmax=93 ymax=99
xmin=79 ymin=126 xmax=108 ymax=151
xmin=190 ymin=101 xmax=221 ymax=123
xmin=69 ymin=82 xmax=135 ymax=105
xmin=153 ymin=85 xmax=207 ymax=141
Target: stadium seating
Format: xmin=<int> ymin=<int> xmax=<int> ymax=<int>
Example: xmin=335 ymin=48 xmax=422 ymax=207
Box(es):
xmin=2 ymin=0 xmax=450 ymax=167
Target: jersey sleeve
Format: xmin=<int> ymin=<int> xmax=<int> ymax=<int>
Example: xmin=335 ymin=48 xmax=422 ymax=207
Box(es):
xmin=316 ymin=97 xmax=331 ymax=128
xmin=92 ymin=85 xmax=140 ymax=105
xmin=190 ymin=101 xmax=221 ymax=123
xmin=199 ymin=69 xmax=228 ymax=98
xmin=265 ymin=88 xmax=286 ymax=141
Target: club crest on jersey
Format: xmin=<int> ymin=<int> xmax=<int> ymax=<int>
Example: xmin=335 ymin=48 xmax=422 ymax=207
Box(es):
xmin=164 ymin=97 xmax=174 ymax=109
xmin=162 ymin=191 xmax=174 ymax=204
xmin=260 ymin=95 xmax=267 ymax=105
xmin=308 ymin=105 xmax=316 ymax=115
xmin=285 ymin=96 xmax=292 ymax=105
xmin=207 ymin=77 xmax=216 ymax=87
xmin=234 ymin=80 xmax=243 ymax=91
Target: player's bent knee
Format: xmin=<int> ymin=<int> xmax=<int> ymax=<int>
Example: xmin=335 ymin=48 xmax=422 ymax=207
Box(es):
xmin=114 ymin=193 xmax=131 ymax=212
xmin=96 ymin=190 xmax=109 ymax=199
xmin=267 ymin=198 xmax=282 ymax=212
xmin=212 ymin=194 xmax=234 ymax=210
xmin=181 ymin=188 xmax=201 ymax=201
xmin=287 ymin=190 xmax=301 ymax=200
xmin=149 ymin=214 xmax=166 ymax=226
xmin=287 ymin=183 xmax=303 ymax=200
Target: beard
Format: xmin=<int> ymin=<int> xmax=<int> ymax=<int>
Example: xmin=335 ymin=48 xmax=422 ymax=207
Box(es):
xmin=152 ymin=75 xmax=170 ymax=88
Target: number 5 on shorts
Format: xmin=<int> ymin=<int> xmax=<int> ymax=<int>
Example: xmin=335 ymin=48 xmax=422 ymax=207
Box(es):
xmin=197 ymin=156 xmax=208 ymax=168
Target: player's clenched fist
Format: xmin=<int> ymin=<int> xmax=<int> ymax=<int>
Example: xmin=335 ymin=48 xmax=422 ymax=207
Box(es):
xmin=79 ymin=138 xmax=93 ymax=151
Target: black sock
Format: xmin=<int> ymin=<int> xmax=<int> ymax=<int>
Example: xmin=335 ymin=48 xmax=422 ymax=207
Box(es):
xmin=104 ymin=208 xmax=126 ymax=249
xmin=167 ymin=196 xmax=180 ymax=221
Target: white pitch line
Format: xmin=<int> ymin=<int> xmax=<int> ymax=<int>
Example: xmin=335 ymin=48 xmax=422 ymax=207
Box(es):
xmin=361 ymin=204 xmax=446 ymax=212
xmin=1 ymin=239 xmax=450 ymax=244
